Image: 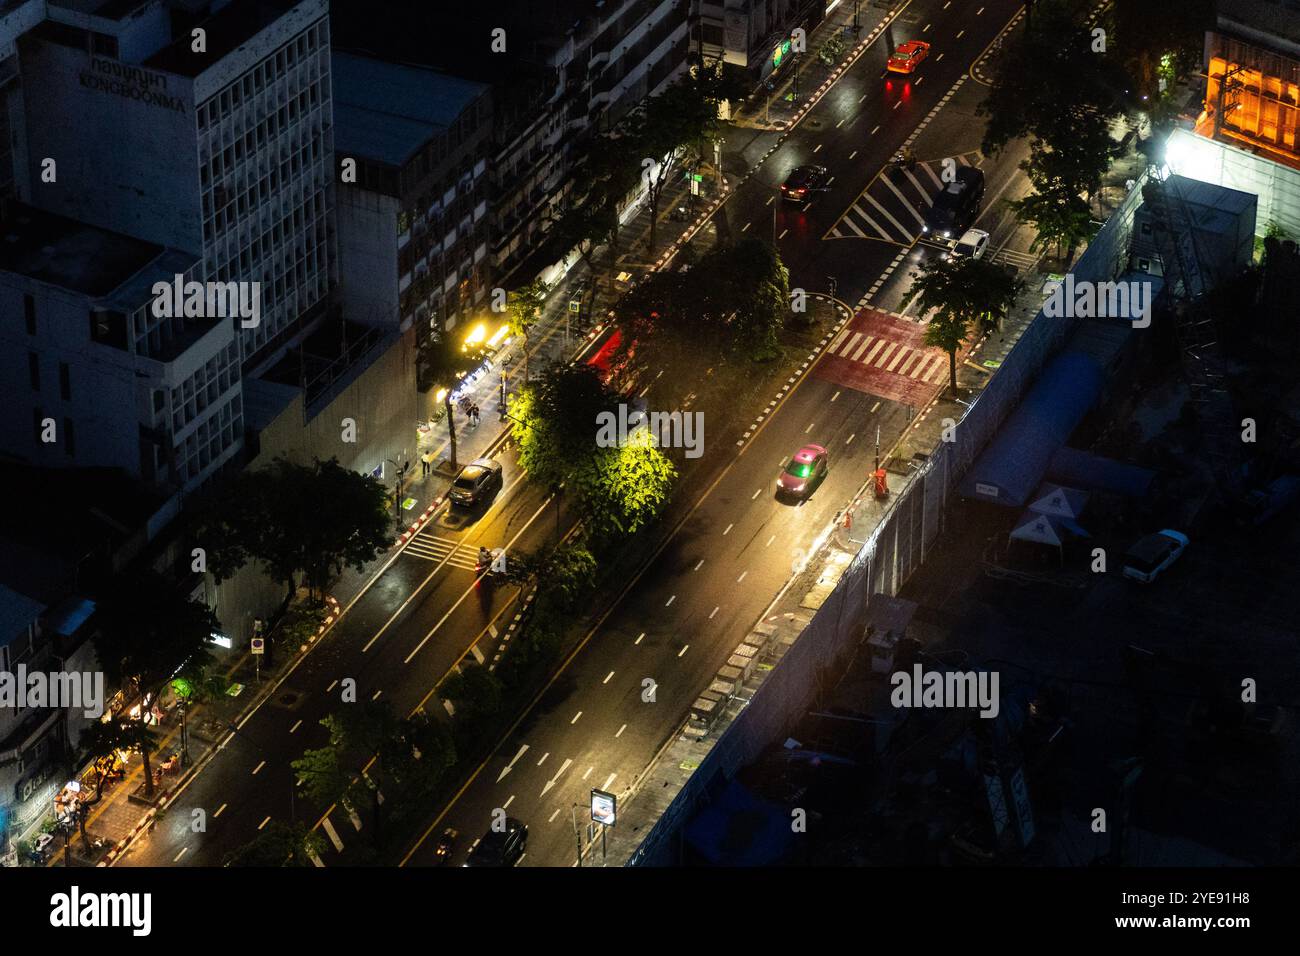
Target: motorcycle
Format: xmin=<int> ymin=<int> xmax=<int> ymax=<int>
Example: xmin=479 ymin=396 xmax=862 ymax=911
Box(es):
xmin=434 ymin=827 xmax=458 ymax=864
xmin=475 ymin=547 xmax=503 ymax=583
xmin=890 ymin=148 xmax=916 ymax=171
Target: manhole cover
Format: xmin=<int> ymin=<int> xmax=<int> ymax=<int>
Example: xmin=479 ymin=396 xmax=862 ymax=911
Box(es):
xmin=805 ymin=118 xmax=824 ymax=131
xmin=274 ymin=690 xmax=304 ymax=710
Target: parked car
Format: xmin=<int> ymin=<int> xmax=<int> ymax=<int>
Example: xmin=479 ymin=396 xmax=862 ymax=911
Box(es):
xmin=449 ymin=458 xmax=503 ymax=508
xmin=886 ymin=40 xmax=931 ymax=74
xmin=464 ymin=817 xmax=528 ymax=867
xmin=1122 ymin=529 xmax=1189 ymax=583
xmin=781 ymin=165 xmax=830 ymax=202
xmin=776 ymin=444 xmax=828 ymax=500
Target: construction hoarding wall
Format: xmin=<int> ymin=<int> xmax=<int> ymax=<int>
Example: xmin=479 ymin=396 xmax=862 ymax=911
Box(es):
xmin=626 ymin=176 xmax=1147 ymax=865
xmin=1166 ymin=127 xmax=1300 ymax=238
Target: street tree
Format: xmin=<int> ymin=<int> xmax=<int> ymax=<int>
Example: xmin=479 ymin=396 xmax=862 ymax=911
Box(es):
xmin=94 ymin=571 xmax=215 ymax=798
xmin=510 ymin=362 xmax=622 ymax=490
xmin=1008 ymin=185 xmax=1097 ymax=261
xmin=223 ymin=821 xmax=325 ymax=867
xmin=193 ymin=458 xmax=391 ymax=621
xmin=439 ymin=663 xmax=504 ymax=723
xmin=507 ymin=280 xmax=547 ymax=381
xmin=418 ymin=324 xmax=481 ymax=468
xmin=629 ymin=72 xmax=728 ymax=251
xmin=574 ymin=427 xmax=677 ymax=544
xmin=978 ymin=0 xmax=1128 ymax=155
xmin=911 ymin=256 xmax=1021 ymax=393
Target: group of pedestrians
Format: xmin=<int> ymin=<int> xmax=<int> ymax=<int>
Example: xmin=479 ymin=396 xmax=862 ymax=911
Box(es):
xmin=459 ymin=396 xmax=481 ymax=428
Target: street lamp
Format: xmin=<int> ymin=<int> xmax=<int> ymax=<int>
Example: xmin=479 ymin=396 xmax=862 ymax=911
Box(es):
xmin=386 ymin=457 xmax=410 ymax=522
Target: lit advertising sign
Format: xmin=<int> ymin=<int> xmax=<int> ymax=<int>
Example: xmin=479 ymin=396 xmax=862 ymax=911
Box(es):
xmin=590 ymin=788 xmax=616 ymax=827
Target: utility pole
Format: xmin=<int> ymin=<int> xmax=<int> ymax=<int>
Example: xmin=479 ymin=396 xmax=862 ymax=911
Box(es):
xmin=1212 ymin=63 xmax=1246 ymax=141
xmin=571 ymin=804 xmax=582 ymax=867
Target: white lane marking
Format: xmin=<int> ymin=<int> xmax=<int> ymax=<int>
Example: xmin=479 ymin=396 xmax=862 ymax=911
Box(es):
xmin=635 ymin=632 xmax=645 ymax=645
xmin=252 ymin=761 xmax=266 ymax=776
xmin=549 ymin=808 xmax=562 ymax=823
xmin=752 ymin=489 xmax=762 ymax=500
xmin=709 ymin=607 xmax=720 ymax=619
xmin=737 ymin=571 xmax=748 ymax=583
xmin=258 ymin=816 xmax=271 ymax=831
xmin=214 ymin=804 xmax=227 ymax=819
xmin=322 ymin=817 xmax=344 ymax=851
xmin=537 ymin=752 xmax=549 ymax=767
xmin=678 ymin=645 xmax=690 ymax=658
xmin=616 ymin=724 xmax=627 ymax=738
xmin=871 ymin=400 xmax=881 ymax=413
xmin=601 ymin=773 xmax=617 ymax=792
xmin=831 ymin=390 xmax=841 ymax=402
xmin=603 ymin=671 xmax=615 ymax=684
xmin=582 ymin=766 xmax=594 ymax=781
xmin=665 ymin=594 xmax=676 ymax=607
xmin=694 ymin=559 xmax=704 ymax=571
xmin=847 ymin=433 xmax=856 ymax=445
xmin=290 ymin=720 xmax=302 ymax=734
xmin=766 ymin=535 xmax=775 ymax=547
xmin=723 ymin=523 xmax=734 ymax=536
xmin=174 ymin=847 xmax=189 ymax=863
xmin=571 ymin=711 xmax=583 ymax=725
xmin=503 ymin=794 xmax=516 ymax=809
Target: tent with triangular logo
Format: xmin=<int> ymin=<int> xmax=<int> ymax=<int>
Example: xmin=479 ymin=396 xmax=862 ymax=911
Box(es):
xmin=1009 ymin=510 xmax=1091 ymax=549
xmin=1027 ymin=483 xmax=1090 ymax=520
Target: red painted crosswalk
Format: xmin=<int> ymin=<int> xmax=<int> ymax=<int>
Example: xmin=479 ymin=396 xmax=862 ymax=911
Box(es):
xmin=814 ymin=307 xmax=962 ymax=404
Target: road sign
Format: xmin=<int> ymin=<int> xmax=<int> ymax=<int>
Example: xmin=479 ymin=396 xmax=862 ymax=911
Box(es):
xmin=250 ymin=637 xmax=265 ymax=656
xmin=591 ymin=788 xmax=616 ymax=826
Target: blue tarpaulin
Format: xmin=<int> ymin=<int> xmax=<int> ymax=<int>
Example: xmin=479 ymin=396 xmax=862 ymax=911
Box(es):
xmin=961 ymin=350 xmax=1105 ymax=507
xmin=683 ymin=779 xmax=793 ymax=866
xmin=1047 ymin=446 xmax=1155 ymax=499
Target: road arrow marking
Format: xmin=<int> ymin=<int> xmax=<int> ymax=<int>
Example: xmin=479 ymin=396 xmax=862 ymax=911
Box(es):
xmin=497 ymin=744 xmax=530 ymax=783
xmin=541 ymin=758 xmax=573 ymax=797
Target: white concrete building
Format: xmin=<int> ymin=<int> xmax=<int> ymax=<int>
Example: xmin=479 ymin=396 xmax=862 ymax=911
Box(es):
xmin=0 ymin=203 xmax=242 ymax=491
xmin=16 ymin=0 xmax=335 ymax=368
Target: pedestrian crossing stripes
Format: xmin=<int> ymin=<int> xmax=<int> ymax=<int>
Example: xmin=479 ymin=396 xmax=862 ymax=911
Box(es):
xmin=403 ymin=534 xmax=480 ymax=570
xmin=828 ymin=151 xmax=982 ymax=246
xmin=825 ymin=325 xmax=948 ymax=384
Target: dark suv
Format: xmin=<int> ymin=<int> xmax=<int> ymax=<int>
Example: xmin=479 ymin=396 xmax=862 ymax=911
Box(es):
xmin=464 ymin=817 xmax=528 ymax=867
xmin=449 ymin=457 xmax=503 ymax=508
xmin=922 ymin=166 xmax=985 ymax=241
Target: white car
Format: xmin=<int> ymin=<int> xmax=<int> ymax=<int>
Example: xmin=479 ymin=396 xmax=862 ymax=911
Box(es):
xmin=945 ymin=228 xmax=990 ymax=261
xmin=1122 ymin=529 xmax=1189 ymax=583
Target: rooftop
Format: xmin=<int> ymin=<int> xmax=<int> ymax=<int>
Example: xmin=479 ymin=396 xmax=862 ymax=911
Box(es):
xmin=144 ymin=0 xmax=304 ymax=77
xmin=332 ymin=52 xmax=488 ymax=167
xmin=50 ymin=0 xmax=155 ymax=20
xmin=0 ymin=582 xmax=45 ymax=646
xmin=1217 ymin=0 xmax=1300 ymax=49
xmin=0 ymin=203 xmax=173 ymax=300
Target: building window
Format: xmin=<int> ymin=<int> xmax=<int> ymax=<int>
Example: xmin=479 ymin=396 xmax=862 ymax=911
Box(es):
xmin=28 ymin=353 xmax=39 ymax=391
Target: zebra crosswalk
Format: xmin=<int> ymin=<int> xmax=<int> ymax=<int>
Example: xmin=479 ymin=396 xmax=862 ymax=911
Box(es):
xmin=814 ymin=307 xmax=959 ymax=404
xmin=402 ymin=533 xmax=480 ymax=571
xmin=828 ymin=151 xmax=983 ymax=246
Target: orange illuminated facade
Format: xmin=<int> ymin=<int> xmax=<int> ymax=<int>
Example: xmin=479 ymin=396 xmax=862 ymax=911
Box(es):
xmin=1198 ymin=2 xmax=1300 ymax=173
